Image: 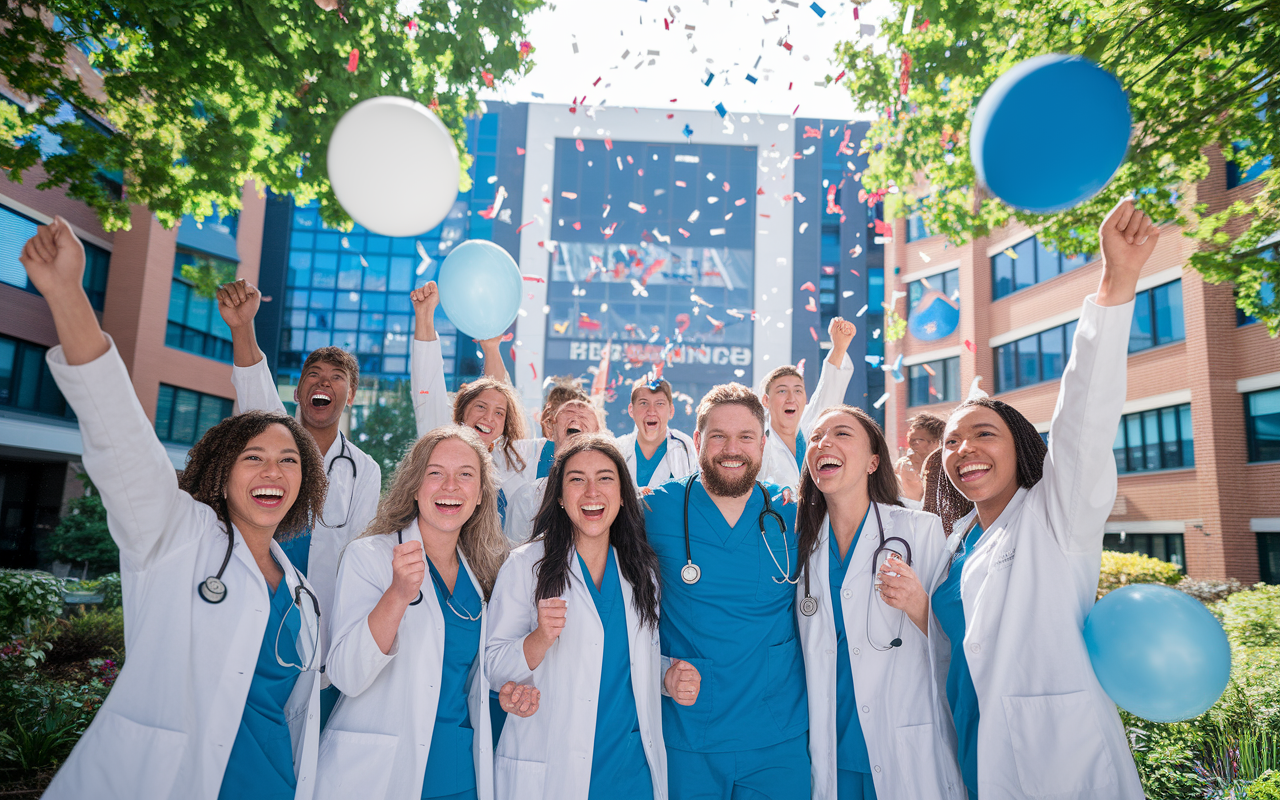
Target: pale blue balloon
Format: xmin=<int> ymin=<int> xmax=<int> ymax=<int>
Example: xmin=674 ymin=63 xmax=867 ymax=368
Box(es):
xmin=436 ymin=240 xmax=522 ymax=340
xmin=1084 ymin=584 xmax=1231 ymax=723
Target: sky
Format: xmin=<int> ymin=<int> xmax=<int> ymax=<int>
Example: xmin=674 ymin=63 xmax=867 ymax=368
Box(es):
xmin=479 ymin=0 xmax=896 ymax=119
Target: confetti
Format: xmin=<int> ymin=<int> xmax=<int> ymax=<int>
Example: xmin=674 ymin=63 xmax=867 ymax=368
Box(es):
xmin=873 ymin=392 xmax=891 ymax=409
xmin=682 ymin=124 xmax=694 ymax=138
xmin=800 ymin=281 xmax=816 ymax=292
xmin=805 ymin=297 xmax=817 ymax=312
xmin=856 ymin=304 xmax=867 ymax=316
xmin=522 ymin=275 xmax=545 ymax=283
xmin=922 ymin=363 xmax=936 ymax=377
xmin=481 ymin=70 xmax=494 ymax=87
xmin=709 ymin=228 xmax=725 ymax=236
xmin=516 ymin=220 xmax=536 ymax=233
xmin=628 ymin=202 xmax=648 ymax=213
xmin=735 ymin=198 xmax=747 ymax=206
xmin=715 ymin=103 xmax=727 ymax=118
xmin=1004 ymin=248 xmax=1018 ymax=259
xmin=576 ymin=139 xmax=585 ymax=152
xmin=811 ymin=2 xmax=825 ymax=16
xmin=346 ymin=49 xmax=360 ymax=72
xmin=809 ymin=326 xmax=819 ymax=341
xmin=964 ymin=339 xmax=977 ymax=353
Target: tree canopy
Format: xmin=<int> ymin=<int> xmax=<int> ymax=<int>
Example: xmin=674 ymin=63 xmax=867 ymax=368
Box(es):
xmin=837 ymin=0 xmax=1278 ymax=333
xmin=1 ymin=0 xmax=540 ymax=231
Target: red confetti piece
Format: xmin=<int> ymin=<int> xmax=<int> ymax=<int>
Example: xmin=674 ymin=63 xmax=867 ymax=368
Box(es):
xmin=576 ymin=139 xmax=584 ymax=152
xmin=516 ymin=146 xmax=526 ymax=155
xmin=676 ymin=180 xmax=687 ymax=187
xmin=481 ymin=70 xmax=494 ymax=88
xmin=803 ymin=125 xmax=822 ymax=138
xmin=735 ymin=198 xmax=746 ymax=206
xmin=800 ymin=281 xmax=817 ymax=292
xmin=638 ymin=168 xmax=644 ymax=176
xmin=964 ymin=339 xmax=977 ymax=353
xmin=793 ymin=104 xmax=800 ymax=116
xmin=783 ymin=41 xmax=793 ymax=51
xmin=522 ymin=274 xmax=545 ymax=282
xmin=667 ymin=113 xmax=674 ymax=119
xmin=419 ymin=389 xmax=430 ymax=394
xmin=722 ymin=182 xmax=730 ymax=192
xmin=678 ymin=228 xmax=691 ymax=238
xmin=834 ymin=70 xmax=846 ymax=83
xmin=810 ymin=326 xmax=819 ymax=341
xmin=573 ymin=221 xmax=582 ymax=230
xmin=516 ymin=220 xmax=535 ymax=233
xmin=788 ymin=82 xmax=793 ymax=90
xmin=757 ymin=187 xmax=765 ymax=195
xmin=805 ymin=296 xmax=818 ymax=312
xmin=605 ymin=138 xmax=613 ymax=150
xmin=509 ymin=346 xmax=517 ymax=361
xmin=501 ymin=332 xmax=515 ymax=342
xmin=626 ymin=155 xmax=634 ymax=164
xmin=347 ymin=49 xmax=359 ymax=72
xmin=593 ymin=76 xmax=602 ymax=86
xmin=822 ymin=266 xmax=835 ymax=275
xmin=530 ymin=363 xmax=538 ymax=380
xmin=760 ymin=213 xmax=772 ymax=218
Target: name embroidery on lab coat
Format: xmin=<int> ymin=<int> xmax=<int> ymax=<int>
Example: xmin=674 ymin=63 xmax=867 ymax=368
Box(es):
xmin=992 ymin=548 xmax=1016 ymax=570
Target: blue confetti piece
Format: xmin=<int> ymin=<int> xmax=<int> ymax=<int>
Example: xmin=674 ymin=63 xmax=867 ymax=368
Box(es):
xmin=810 ymin=1 xmax=825 ymax=16
xmin=532 ymin=92 xmax=544 ymax=99
xmin=746 ymin=74 xmax=758 ymax=84
xmin=715 ymin=102 xmax=727 ymax=118
xmin=704 ymin=72 xmax=714 ymax=87
xmin=682 ymin=123 xmax=694 ymax=138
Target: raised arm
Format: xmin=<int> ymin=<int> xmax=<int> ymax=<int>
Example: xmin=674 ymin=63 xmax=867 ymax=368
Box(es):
xmin=410 ymin=283 xmax=452 ymax=436
xmin=218 ymin=279 xmax=287 ymax=416
xmin=1040 ymin=199 xmax=1158 ymax=553
xmin=799 ymin=317 xmax=856 ymax=436
xmin=479 ymin=336 xmax=511 ymax=384
xmin=23 ymin=219 xmax=195 ymax=569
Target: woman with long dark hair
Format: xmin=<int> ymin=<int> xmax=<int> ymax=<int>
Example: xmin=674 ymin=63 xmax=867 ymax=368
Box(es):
xmin=484 ymin=435 xmax=701 ymax=800
xmin=794 ymin=405 xmax=962 ymax=800
xmin=877 ymin=199 xmax=1159 ymax=799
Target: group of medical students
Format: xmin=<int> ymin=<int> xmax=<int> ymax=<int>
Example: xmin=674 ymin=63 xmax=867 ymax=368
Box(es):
xmin=22 ymin=196 xmax=1161 ymax=800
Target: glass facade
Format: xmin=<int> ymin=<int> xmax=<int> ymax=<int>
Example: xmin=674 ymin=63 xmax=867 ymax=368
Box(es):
xmin=1237 ymin=247 xmax=1276 ymax=326
xmin=994 ymin=320 xmax=1079 ymax=393
xmin=907 ymin=268 xmax=958 ymax=318
xmin=1103 ymin=532 xmax=1186 ymax=571
xmin=1129 ymin=280 xmax=1185 ymax=353
xmin=0 ymin=334 xmax=72 ymax=418
xmin=166 ymin=250 xmax=235 ymax=363
xmin=1 ymin=203 xmax=111 ymax=311
xmin=154 ymin=384 xmax=234 ymax=446
xmin=992 ymin=235 xmax=1092 ymax=300
xmin=1246 ymin=387 xmax=1280 ymax=462
xmin=907 ymin=356 xmax=959 ymax=406
xmin=1260 ymin=533 xmax=1280 ymax=585
xmin=1112 ymin=403 xmax=1194 ymax=473
xmin=905 ymin=211 xmax=930 ymax=243
xmin=543 ymin=138 xmax=757 ymax=435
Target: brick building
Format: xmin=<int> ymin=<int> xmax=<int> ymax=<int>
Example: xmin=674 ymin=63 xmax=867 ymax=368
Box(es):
xmin=880 ymin=151 xmax=1280 ymax=584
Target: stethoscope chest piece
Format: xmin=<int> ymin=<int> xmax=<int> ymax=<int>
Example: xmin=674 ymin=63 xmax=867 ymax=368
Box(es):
xmin=199 ymin=576 xmax=228 ymax=604
xmin=799 ymin=594 xmax=818 ymax=617
xmin=681 ymin=562 xmax=701 ymax=585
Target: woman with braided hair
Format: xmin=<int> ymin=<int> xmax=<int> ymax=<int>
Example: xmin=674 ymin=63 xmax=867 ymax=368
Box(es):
xmin=876 ymin=198 xmax=1159 ymax=800
xmin=921 ymin=448 xmax=972 ymax=535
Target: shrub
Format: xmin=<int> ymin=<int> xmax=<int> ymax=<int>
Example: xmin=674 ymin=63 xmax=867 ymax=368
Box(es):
xmin=0 ymin=572 xmax=63 ymax=640
xmin=1178 ymin=576 xmax=1248 ymax=604
xmin=1250 ymin=771 xmax=1280 ymax=800
xmin=45 ymin=609 xmax=125 ymax=667
xmin=1219 ymin=584 xmax=1280 ymax=648
xmin=75 ymin=573 xmax=121 ymax=611
xmin=46 ymin=474 xmax=117 ymax=576
xmin=1097 ymin=551 xmax=1183 ymax=599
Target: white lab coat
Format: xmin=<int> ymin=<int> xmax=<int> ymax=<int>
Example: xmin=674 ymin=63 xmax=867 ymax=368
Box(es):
xmin=43 ymin=340 xmax=322 ymax=800
xmin=760 ymin=352 xmax=855 ymax=490
xmin=502 ymin=477 xmax=547 ymax=547
xmin=411 ymin=338 xmax=541 ymax=494
xmin=797 ymin=505 xmax=962 ymax=800
xmin=922 ymin=296 xmax=1144 ymax=800
xmin=232 ymin=357 xmax=381 ymax=614
xmin=485 ymin=540 xmax=667 ymax=800
xmin=616 ymin=428 xmax=698 ymax=489
xmin=315 ymin=524 xmax=494 ymax=800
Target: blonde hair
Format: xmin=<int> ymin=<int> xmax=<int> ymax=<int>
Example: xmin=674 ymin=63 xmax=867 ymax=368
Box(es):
xmin=453 ymin=377 xmax=529 ymax=474
xmin=360 ymin=425 xmax=508 ymax=598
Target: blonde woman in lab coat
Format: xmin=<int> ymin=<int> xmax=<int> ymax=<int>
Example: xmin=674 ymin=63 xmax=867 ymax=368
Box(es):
xmin=877 ymin=198 xmax=1160 ymax=800
xmin=485 ymin=435 xmax=701 ymax=800
xmin=316 ymin=426 xmax=539 ymax=800
xmin=22 ymin=219 xmax=327 ymax=800
xmin=795 ymin=405 xmax=962 ymax=800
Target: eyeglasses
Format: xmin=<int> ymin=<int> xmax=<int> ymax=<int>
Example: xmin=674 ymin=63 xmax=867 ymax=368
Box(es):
xmin=275 ymin=583 xmax=322 ymax=672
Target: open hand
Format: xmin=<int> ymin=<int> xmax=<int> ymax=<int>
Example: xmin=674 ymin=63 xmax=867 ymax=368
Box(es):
xmin=664 ymin=659 xmax=701 ymax=706
xmin=498 ymin=681 xmax=540 ymax=718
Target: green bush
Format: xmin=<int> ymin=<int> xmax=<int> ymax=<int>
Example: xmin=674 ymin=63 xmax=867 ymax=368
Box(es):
xmin=46 ymin=474 xmax=118 ymax=576
xmin=77 ymin=573 xmax=121 ymax=610
xmin=0 ymin=572 xmax=63 ymax=640
xmin=46 ymin=609 xmax=125 ymax=667
xmin=1097 ymin=551 xmax=1184 ymax=599
xmin=0 ymin=673 xmax=112 ymax=775
xmin=1250 ymin=771 xmax=1280 ymax=800
xmin=1220 ymin=584 xmax=1280 ymax=648
xmin=1178 ymin=576 xmax=1248 ymax=604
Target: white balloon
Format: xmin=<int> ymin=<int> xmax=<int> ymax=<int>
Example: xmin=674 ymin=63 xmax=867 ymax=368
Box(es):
xmin=327 ymin=96 xmax=460 ymax=237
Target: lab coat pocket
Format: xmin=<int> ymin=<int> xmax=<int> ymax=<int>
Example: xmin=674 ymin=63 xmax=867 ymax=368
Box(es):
xmin=79 ymin=710 xmax=188 ymax=799
xmin=763 ymin=639 xmax=806 ymax=732
xmin=1002 ymin=692 xmax=1117 ymax=797
xmin=893 ymin=723 xmax=949 ymax=800
xmin=494 ymin=755 xmax=546 ymax=800
xmin=315 ymin=729 xmax=398 ymax=799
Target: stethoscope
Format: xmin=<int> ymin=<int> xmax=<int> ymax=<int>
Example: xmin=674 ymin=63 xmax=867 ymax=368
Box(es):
xmin=680 ymin=474 xmax=791 ymax=585
xmin=326 ymin=432 xmax=358 ymax=529
xmin=396 ymin=529 xmax=482 ymax=621
xmin=798 ymin=503 xmax=914 ymax=652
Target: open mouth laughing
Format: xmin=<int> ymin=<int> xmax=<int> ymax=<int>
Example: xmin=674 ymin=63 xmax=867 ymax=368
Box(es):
xmin=815 ymin=455 xmax=843 ymax=476
xmin=957 ymin=462 xmax=993 ymax=483
xmin=250 ymin=485 xmax=286 ymax=509
xmin=580 ymin=503 xmax=606 ymax=521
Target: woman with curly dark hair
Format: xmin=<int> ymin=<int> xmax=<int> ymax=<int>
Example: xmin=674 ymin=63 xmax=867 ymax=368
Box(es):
xmin=22 ymin=219 xmax=329 ymax=800
xmin=484 ymin=434 xmax=701 ymax=800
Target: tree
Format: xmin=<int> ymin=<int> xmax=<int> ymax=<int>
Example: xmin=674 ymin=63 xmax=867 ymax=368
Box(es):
xmin=836 ymin=0 xmax=1279 ymax=332
xmin=0 ymin=0 xmax=540 ymax=232
xmin=46 ymin=472 xmax=117 ymax=576
xmin=354 ymin=378 xmax=419 ymax=491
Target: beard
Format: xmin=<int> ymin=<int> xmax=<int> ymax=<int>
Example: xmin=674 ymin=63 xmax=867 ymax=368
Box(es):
xmin=699 ymin=449 xmax=761 ymax=497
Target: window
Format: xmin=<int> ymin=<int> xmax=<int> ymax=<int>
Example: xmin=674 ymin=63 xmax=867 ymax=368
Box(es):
xmin=0 ymin=204 xmax=111 ymax=311
xmin=0 ymin=335 xmax=72 ymax=418
xmin=907 ymin=268 xmax=959 ymax=318
xmin=1113 ymin=403 xmax=1194 ymax=473
xmin=1129 ymin=280 xmax=1185 ymax=353
xmin=1103 ymin=532 xmax=1186 ymax=571
xmin=994 ymin=320 xmax=1078 ymax=392
xmin=1227 ymin=143 xmax=1272 ymax=189
xmin=906 ymin=212 xmax=931 ymax=242
xmin=1246 ymin=388 xmax=1280 ymax=462
xmin=154 ymin=384 xmax=233 ymax=446
xmin=908 ymin=357 xmax=960 ymax=406
xmin=1237 ymin=247 xmax=1276 ymax=326
xmin=1260 ymin=534 xmax=1280 ymax=585
xmin=167 ymin=251 xmax=235 ymax=362
xmin=992 ymin=234 xmax=1093 ymax=300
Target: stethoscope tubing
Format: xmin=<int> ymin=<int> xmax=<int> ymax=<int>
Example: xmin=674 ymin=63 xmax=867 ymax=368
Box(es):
xmin=680 ymin=473 xmax=790 ymax=585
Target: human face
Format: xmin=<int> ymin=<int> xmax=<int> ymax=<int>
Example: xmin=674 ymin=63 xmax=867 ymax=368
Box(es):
xmin=461 ymin=388 xmax=509 ymax=448
xmin=806 ymin=412 xmax=879 ymax=498
xmin=764 ymin=375 xmax=807 ymax=434
xmin=294 ymin=360 xmax=352 ymax=431
xmin=694 ymin=403 xmax=764 ymax=497
xmin=629 ymin=390 xmax=674 ymax=444
xmin=225 ymin=424 xmax=303 ymax=537
xmin=942 ymin=406 xmax=1019 ymax=516
xmin=415 ymin=437 xmax=483 ymax=536
xmin=906 ymin=426 xmax=939 ymax=469
xmin=552 ymin=401 xmax=599 ymax=445
xmin=561 ymin=449 xmax=622 ymax=545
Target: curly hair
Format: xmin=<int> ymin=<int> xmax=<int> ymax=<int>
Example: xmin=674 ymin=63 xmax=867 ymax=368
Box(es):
xmin=179 ymin=411 xmax=327 ymax=541
xmin=905 ymin=412 xmax=946 ymax=444
xmin=922 ymin=448 xmax=973 ymax=536
xmin=531 ymin=434 xmax=661 ymax=629
xmin=939 ymin=397 xmax=1046 ymax=535
xmin=360 ymin=425 xmax=508 ymax=599
xmin=453 ymin=377 xmax=530 ymax=475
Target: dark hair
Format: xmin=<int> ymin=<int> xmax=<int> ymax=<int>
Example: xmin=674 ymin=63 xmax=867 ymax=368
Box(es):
xmin=180 ymin=411 xmax=327 ymax=541
xmin=795 ymin=405 xmax=902 ymax=573
xmin=630 ymin=379 xmax=673 ymax=405
xmin=530 ymin=434 xmax=661 ymax=629
xmin=940 ymin=397 xmax=1046 ymax=534
xmin=453 ymin=377 xmax=529 ymax=473
xmin=906 ymin=412 xmax=946 ymax=443
xmin=760 ymin=365 xmax=803 ymax=395
xmin=543 ymin=376 xmax=589 ymax=413
xmin=696 ymin=382 xmax=765 ymax=433
xmin=922 ymin=448 xmax=973 ymax=535
xmin=301 ymin=346 xmax=360 ymax=387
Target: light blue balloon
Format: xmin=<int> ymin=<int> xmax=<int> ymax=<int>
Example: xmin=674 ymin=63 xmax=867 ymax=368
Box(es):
xmin=436 ymin=240 xmax=522 ymax=340
xmin=1084 ymin=584 xmax=1231 ymax=722
xmin=971 ymin=54 xmax=1131 ymax=213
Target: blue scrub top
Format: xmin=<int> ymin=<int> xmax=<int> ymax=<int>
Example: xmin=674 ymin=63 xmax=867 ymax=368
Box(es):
xmin=830 ymin=509 xmax=873 ymax=777
xmin=536 ymin=440 xmax=556 ymax=479
xmin=578 ymin=551 xmax=653 ymax=800
xmin=278 ymin=530 xmax=311 ymax=577
xmin=643 ymin=477 xmax=806 ymax=753
xmin=421 ymin=560 xmax=482 ymax=800
xmin=218 ymin=575 xmax=302 ymax=800
xmin=931 ymin=523 xmax=985 ymax=800
xmin=634 ymin=439 xmax=669 ymax=488
xmin=794 ymin=433 xmax=807 ymax=474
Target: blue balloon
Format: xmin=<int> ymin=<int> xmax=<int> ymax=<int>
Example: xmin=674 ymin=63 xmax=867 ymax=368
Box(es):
xmin=436 ymin=240 xmax=522 ymax=340
xmin=971 ymin=54 xmax=1131 ymax=213
xmin=1084 ymin=584 xmax=1230 ymax=722
xmin=907 ymin=291 xmax=960 ymax=341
